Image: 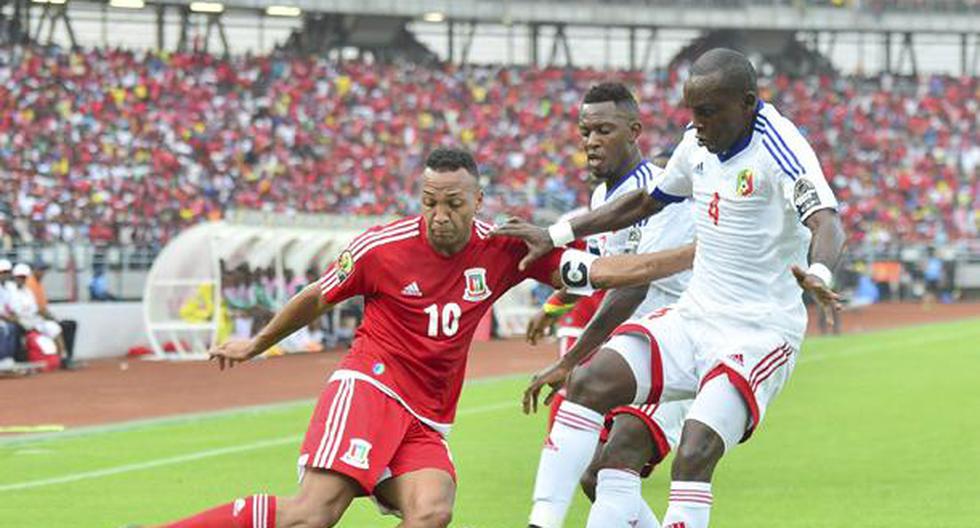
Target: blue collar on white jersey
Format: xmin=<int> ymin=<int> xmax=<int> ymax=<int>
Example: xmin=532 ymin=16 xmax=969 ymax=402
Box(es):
xmin=717 ymin=99 xmax=764 ymax=163
xmin=605 ymin=159 xmax=649 ymax=198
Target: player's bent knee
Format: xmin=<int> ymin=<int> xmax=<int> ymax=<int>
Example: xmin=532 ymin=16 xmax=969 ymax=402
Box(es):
xmin=402 ymin=501 xmax=453 ymax=528
xmin=596 ymin=422 xmax=656 ymax=472
xmin=278 ymin=496 xmax=345 ymax=528
xmin=672 ymin=421 xmax=725 ymax=481
xmin=565 ymin=349 xmax=636 ymax=413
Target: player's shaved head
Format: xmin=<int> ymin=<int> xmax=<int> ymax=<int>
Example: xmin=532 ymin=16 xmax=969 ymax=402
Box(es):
xmin=689 ymin=48 xmax=757 ymax=95
xmin=683 ymin=48 xmax=760 ymax=154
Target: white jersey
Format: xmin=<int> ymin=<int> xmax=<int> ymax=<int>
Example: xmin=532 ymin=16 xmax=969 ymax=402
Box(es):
xmin=652 ymin=101 xmax=838 ymax=344
xmin=591 ymin=159 xmax=695 ymax=317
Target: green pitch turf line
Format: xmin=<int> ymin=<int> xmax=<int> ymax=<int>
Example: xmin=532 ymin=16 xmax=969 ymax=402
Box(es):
xmin=0 ymin=401 xmax=516 ymax=492
xmin=0 ymin=372 xmax=530 ymax=448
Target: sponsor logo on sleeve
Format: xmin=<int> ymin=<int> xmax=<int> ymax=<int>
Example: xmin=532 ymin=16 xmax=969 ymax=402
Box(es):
xmin=793 ymin=178 xmax=821 ymax=216
xmin=335 ymin=250 xmax=354 ymax=283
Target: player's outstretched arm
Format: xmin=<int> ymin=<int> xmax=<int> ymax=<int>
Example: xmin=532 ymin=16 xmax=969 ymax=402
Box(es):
xmin=494 ymin=189 xmax=665 ymax=270
xmin=795 ymin=208 xmax=847 ymax=325
xmin=209 ymin=284 xmax=333 ymax=370
xmin=561 ymin=243 xmax=696 ymax=292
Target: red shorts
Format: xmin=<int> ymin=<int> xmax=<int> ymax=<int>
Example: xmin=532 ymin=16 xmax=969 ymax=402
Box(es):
xmin=298 ymin=378 xmax=456 ymax=494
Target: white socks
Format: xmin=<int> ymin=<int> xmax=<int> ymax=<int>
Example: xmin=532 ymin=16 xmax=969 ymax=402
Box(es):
xmin=586 ymin=469 xmax=660 ymax=528
xmin=663 ymin=481 xmax=712 ymax=528
xmin=529 ymin=400 xmax=604 ymax=528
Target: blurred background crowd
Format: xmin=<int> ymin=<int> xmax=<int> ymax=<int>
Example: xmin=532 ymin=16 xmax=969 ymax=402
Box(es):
xmin=0 ymin=44 xmax=975 ymax=255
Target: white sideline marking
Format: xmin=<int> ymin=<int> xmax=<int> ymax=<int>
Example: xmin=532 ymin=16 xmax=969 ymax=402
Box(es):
xmin=0 ymin=401 xmax=515 ymax=492
xmin=0 ymin=374 xmax=529 ymax=447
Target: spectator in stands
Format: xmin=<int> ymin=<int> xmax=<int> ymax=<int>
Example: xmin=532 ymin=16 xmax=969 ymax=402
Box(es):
xmin=27 ymin=260 xmax=78 ymax=366
xmin=7 ymin=263 xmax=71 ymax=367
xmin=0 ymin=259 xmax=21 ymax=365
xmin=0 ymin=44 xmax=974 ymax=258
xmin=283 ymin=267 xmax=305 ymax=297
xmin=88 ymin=264 xmax=117 ymax=301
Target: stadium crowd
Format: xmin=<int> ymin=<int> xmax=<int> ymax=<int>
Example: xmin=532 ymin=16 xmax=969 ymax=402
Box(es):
xmin=0 ymin=44 xmax=976 ymax=255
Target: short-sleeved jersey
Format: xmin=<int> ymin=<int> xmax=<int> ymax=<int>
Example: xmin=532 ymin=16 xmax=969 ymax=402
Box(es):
xmin=652 ymin=102 xmax=838 ymax=344
xmin=591 ymin=160 xmax=695 ymax=317
xmin=317 ymin=216 xmax=562 ymax=435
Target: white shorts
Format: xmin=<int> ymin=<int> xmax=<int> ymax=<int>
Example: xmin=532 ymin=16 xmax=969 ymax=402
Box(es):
xmin=604 ymin=306 xmax=798 ymax=443
xmin=606 ymin=399 xmax=689 ymax=453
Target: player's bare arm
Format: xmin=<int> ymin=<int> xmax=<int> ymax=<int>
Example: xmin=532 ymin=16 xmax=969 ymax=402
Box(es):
xmin=209 ymin=284 xmax=333 ymax=370
xmin=523 ymin=284 xmax=647 ymax=414
xmin=588 ymin=243 xmax=696 ymax=290
xmin=793 ymin=208 xmax=847 ymax=324
xmin=494 ymin=189 xmax=665 ymax=271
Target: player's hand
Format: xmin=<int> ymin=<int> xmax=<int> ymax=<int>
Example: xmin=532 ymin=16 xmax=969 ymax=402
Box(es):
xmin=525 ymin=310 xmax=557 ymax=346
xmin=523 ymin=361 xmax=571 ymax=415
xmin=208 ymin=339 xmax=257 ymax=371
xmin=791 ymin=265 xmax=842 ymax=327
xmin=493 ymin=218 xmax=554 ymax=271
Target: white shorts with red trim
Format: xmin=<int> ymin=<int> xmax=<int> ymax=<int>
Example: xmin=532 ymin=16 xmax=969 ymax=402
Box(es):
xmin=599 ymin=400 xmax=690 ymax=476
xmin=604 ymin=306 xmax=799 ymax=444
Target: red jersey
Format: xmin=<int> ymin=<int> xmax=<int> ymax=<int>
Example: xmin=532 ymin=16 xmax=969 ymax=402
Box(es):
xmin=318 ymin=215 xmax=562 ymax=435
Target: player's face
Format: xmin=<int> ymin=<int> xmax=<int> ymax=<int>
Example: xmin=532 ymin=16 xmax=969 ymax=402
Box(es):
xmin=579 ymin=101 xmax=641 ymax=181
xmin=684 ymin=74 xmax=757 ymax=154
xmin=421 ymin=167 xmax=483 ymax=254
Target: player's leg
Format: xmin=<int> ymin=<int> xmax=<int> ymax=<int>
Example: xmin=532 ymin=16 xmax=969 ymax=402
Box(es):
xmin=585 ymin=413 xmax=660 ymax=528
xmin=373 ymin=418 xmax=458 ymax=528
xmin=530 ymin=314 xmax=692 ymax=528
xmin=152 ymin=468 xmax=358 ymax=528
xmin=374 ymin=469 xmax=456 ymax=528
xmin=529 ymin=345 xmax=637 ymax=528
xmin=661 ymin=377 xmax=747 ymax=528
xmin=586 ymin=400 xmax=687 ymax=528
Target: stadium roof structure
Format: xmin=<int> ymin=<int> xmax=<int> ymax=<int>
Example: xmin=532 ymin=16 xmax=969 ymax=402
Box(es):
xmin=152 ymin=0 xmax=978 ymax=33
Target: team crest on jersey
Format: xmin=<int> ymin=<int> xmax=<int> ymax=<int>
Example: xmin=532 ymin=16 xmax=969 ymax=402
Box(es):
xmin=335 ymin=250 xmax=354 ymax=283
xmin=340 ymin=438 xmax=372 ymax=469
xmin=736 ymin=169 xmax=755 ymax=197
xmin=462 ymin=267 xmax=492 ymax=302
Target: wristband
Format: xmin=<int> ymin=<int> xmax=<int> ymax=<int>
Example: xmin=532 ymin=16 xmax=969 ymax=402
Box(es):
xmin=548 ymin=221 xmax=575 ymax=247
xmin=807 ymin=263 xmax=833 ymax=287
xmin=542 ymin=301 xmax=576 ymax=317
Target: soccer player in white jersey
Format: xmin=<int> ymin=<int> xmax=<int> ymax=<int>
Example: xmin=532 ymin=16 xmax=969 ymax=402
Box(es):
xmin=524 ymin=83 xmax=695 ymax=528
xmin=498 ymin=49 xmax=845 ymax=528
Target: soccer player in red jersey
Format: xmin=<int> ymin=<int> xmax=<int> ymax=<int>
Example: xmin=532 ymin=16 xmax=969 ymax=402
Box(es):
xmin=154 ymin=147 xmax=694 ymax=528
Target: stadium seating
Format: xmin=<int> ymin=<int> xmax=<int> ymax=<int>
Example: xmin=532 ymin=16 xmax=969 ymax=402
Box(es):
xmin=0 ymin=45 xmax=976 ymax=251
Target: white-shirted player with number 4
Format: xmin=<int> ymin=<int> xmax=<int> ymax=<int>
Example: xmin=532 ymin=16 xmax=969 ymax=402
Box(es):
xmin=497 ymin=48 xmax=846 ymax=528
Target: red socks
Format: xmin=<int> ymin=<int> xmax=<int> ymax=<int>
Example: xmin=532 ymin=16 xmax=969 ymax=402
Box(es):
xmin=166 ymin=494 xmax=276 ymax=528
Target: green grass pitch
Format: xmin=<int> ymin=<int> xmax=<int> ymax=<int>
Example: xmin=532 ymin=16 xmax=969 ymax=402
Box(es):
xmin=2 ymin=318 xmax=978 ymax=527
